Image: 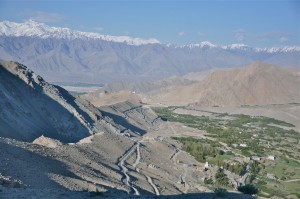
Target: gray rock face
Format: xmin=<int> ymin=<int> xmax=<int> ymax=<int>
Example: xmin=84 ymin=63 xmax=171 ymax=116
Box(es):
xmin=0 ymin=35 xmax=299 ymax=83
xmin=0 ymin=60 xmax=97 ymax=142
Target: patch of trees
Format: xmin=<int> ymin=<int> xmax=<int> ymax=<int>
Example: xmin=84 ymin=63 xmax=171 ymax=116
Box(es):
xmin=208 ymin=156 xmax=245 ymax=175
xmin=215 ymin=168 xmax=230 ymax=187
xmin=172 ymin=137 xmax=222 ymax=163
xmin=173 ymin=137 xmax=245 ymax=175
xmin=204 ymin=177 xmax=213 ymax=185
xmin=248 ymin=160 xmax=262 ymax=183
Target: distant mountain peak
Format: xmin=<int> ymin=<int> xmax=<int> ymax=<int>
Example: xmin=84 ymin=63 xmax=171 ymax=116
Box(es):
xmin=179 ymin=41 xmax=299 ymax=53
xmin=246 ymin=61 xmax=278 ymax=73
xmin=1 ymin=20 xmax=300 ymax=52
xmin=0 ymin=20 xmax=160 ymax=46
xmin=24 ymin=19 xmax=44 ymax=26
xmin=198 ymin=41 xmax=217 ymax=47
xmin=178 ymin=41 xmax=218 ymax=49
xmin=223 ymin=43 xmax=249 ymax=50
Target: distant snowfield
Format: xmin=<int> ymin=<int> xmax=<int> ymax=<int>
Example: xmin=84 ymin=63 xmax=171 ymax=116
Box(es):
xmin=0 ymin=20 xmax=160 ymax=46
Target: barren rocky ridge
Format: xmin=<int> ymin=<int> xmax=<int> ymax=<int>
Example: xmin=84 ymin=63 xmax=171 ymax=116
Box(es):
xmin=142 ymin=62 xmax=300 ymax=106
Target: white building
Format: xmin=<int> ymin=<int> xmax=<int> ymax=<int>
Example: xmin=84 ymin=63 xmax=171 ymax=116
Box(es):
xmin=251 ymin=156 xmax=261 ymax=161
xmin=204 ymin=162 xmax=209 ymax=169
xmin=267 ymin=155 xmax=275 ymax=160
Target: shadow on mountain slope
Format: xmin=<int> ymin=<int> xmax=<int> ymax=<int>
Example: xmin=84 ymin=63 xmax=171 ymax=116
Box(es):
xmin=0 ymin=65 xmax=91 ymax=142
xmin=70 ymin=190 xmax=256 ymax=199
xmin=0 ymin=141 xmax=80 ymax=189
xmin=100 ymin=110 xmax=146 ymax=135
xmin=53 ymin=85 xmax=95 ymax=125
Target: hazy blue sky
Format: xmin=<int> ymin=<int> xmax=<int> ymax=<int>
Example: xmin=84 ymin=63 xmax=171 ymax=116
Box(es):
xmin=0 ymin=0 xmax=299 ymax=47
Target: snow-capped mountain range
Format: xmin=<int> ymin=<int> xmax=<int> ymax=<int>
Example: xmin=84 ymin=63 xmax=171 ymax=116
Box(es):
xmin=0 ymin=20 xmax=299 ymax=83
xmin=1 ymin=20 xmax=299 ymax=52
xmin=0 ymin=20 xmax=160 ymax=45
xmin=179 ymin=42 xmax=300 ymax=53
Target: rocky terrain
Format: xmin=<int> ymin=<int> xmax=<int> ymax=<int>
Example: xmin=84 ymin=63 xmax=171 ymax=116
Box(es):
xmin=0 ymin=122 xmax=255 ymax=199
xmin=80 ymin=90 xmax=142 ymax=107
xmin=142 ymin=62 xmax=300 ymax=107
xmin=0 ymin=60 xmax=139 ymax=143
xmin=79 ymin=88 xmax=163 ymax=137
xmin=0 ymin=60 xmax=91 ymax=142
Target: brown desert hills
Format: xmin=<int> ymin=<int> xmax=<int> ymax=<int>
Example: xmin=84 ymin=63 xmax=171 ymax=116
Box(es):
xmin=143 ymin=62 xmax=300 ymax=107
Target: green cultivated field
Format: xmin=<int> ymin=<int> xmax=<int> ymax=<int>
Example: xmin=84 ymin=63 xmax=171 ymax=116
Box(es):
xmin=153 ymin=106 xmax=300 ymax=198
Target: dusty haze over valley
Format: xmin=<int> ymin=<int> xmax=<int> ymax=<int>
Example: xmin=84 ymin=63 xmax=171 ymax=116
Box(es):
xmin=0 ymin=1 xmax=300 ymax=199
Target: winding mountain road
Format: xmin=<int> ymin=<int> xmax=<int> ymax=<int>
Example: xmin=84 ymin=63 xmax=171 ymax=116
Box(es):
xmin=134 ymin=140 xmax=161 ymax=195
xmin=118 ymin=142 xmax=140 ymax=195
xmin=146 ymin=175 xmax=160 ymax=196
xmin=132 ymin=143 xmax=141 ymax=169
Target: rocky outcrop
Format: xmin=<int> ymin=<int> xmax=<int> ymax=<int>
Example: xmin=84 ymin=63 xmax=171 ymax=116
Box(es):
xmin=0 ymin=60 xmax=122 ymax=142
xmin=32 ymin=135 xmax=64 ymax=148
